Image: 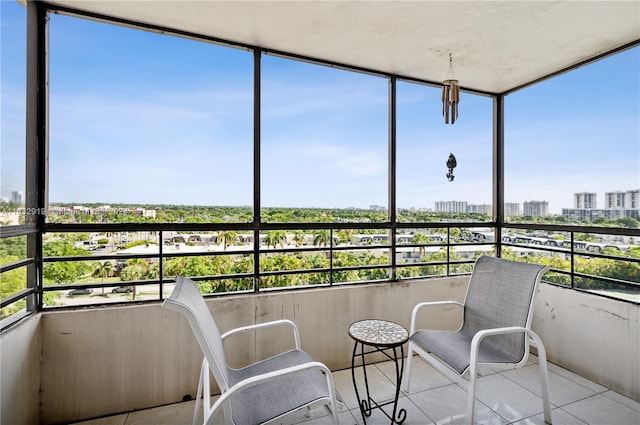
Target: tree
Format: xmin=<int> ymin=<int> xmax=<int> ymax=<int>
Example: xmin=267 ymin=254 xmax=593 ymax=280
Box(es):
xmin=411 ymin=233 xmax=430 ymax=260
xmin=216 ymin=230 xmax=239 ymax=250
xmin=337 ymin=229 xmax=355 ymax=244
xmin=120 ymin=259 xmax=149 ymax=300
xmin=0 ymin=255 xmax=26 ymax=318
xmin=313 ymin=229 xmax=332 ymax=247
xmin=42 ymin=241 xmax=91 ymax=284
xmin=292 ymin=230 xmax=305 ymax=247
xmin=263 ymin=230 xmax=287 ymax=249
xmin=92 ymin=261 xmax=114 ymax=296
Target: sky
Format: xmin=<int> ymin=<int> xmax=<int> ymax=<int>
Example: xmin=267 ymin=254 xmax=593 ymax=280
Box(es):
xmin=1 ymin=2 xmax=639 ymax=214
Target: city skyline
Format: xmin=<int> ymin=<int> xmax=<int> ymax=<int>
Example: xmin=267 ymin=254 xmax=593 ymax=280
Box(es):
xmin=2 ymin=186 xmax=638 ymax=217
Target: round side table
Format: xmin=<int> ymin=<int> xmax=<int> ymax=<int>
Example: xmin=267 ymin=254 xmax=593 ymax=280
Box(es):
xmin=348 ymin=319 xmax=409 ymax=425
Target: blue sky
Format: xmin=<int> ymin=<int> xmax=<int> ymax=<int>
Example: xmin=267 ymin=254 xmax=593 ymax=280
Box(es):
xmin=2 ymin=2 xmax=638 ymax=213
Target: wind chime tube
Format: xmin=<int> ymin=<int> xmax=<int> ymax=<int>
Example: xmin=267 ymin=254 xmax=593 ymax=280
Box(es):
xmin=452 ymin=81 xmax=459 ymax=124
xmin=442 ymin=83 xmax=450 ymax=124
xmin=442 ymin=80 xmax=459 ymax=125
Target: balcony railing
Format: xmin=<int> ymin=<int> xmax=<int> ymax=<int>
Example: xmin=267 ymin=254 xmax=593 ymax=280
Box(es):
xmin=2 ymin=219 xmax=638 ymax=330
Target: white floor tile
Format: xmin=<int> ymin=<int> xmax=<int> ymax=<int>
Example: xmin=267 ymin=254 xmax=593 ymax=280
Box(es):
xmin=296 ymin=409 xmax=358 ymax=425
xmin=546 ymin=362 xmax=608 ymax=394
xmin=561 ymin=393 xmax=640 ymax=425
xmin=474 ymin=373 xmax=547 ymax=422
xmin=510 ymin=407 xmax=587 ymax=425
xmin=68 ymin=360 xmax=638 ymax=425
xmin=349 ymin=363 xmax=401 ymax=410
xmin=601 ymin=389 xmax=640 ymax=413
xmin=407 ymin=384 xmax=507 ymax=425
xmin=398 ymin=355 xmax=456 ymax=393
xmin=351 ymin=396 xmax=434 ymax=425
xmin=502 ymin=364 xmax=597 ymax=407
xmin=332 ymin=367 xmax=363 ymax=410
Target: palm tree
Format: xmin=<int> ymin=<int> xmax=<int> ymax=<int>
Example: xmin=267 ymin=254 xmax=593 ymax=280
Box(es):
xmin=263 ymin=230 xmax=287 ymax=249
xmin=411 ymin=233 xmax=430 ymax=260
xmin=121 ymin=259 xmax=148 ymax=301
xmin=337 ymin=229 xmax=355 ymax=245
xmin=216 ymin=230 xmax=239 ymax=250
xmin=292 ymin=230 xmax=305 ymax=247
xmin=92 ymin=261 xmax=113 ymax=296
xmin=313 ymin=229 xmax=332 ymax=247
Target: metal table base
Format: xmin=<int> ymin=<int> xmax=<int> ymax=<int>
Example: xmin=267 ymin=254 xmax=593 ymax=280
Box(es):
xmin=349 ymin=320 xmax=409 ymax=425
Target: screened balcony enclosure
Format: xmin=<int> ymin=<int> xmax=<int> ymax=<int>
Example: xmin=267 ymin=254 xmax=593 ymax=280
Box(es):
xmin=1 ymin=1 xmax=639 ymax=424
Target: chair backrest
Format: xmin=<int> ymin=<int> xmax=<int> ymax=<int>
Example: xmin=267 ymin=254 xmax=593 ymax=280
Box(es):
xmin=162 ymin=276 xmax=230 ymax=391
xmin=462 ymin=255 xmax=548 ymax=359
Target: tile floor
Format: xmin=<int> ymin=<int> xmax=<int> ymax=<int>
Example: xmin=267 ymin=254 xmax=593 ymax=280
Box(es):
xmin=74 ymin=355 xmax=639 ymax=425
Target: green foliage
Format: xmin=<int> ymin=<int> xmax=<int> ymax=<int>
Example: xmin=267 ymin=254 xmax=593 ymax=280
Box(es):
xmin=0 ymin=235 xmax=27 ymax=259
xmin=42 ymin=241 xmax=92 ymax=284
xmin=312 ymin=229 xmax=332 ymax=247
xmin=215 ymin=231 xmax=239 ymax=250
xmin=263 ymin=230 xmax=287 ymax=248
xmin=5 ymin=204 xmax=638 ymax=306
xmin=0 ymin=256 xmax=27 ymax=318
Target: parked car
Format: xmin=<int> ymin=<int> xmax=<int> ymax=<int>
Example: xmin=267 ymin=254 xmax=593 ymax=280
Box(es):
xmin=112 ymin=286 xmax=133 ymax=293
xmin=68 ymin=288 xmax=93 ymax=296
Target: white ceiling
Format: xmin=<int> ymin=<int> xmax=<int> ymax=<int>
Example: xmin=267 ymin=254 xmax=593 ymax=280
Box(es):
xmin=44 ymin=0 xmax=640 ymax=93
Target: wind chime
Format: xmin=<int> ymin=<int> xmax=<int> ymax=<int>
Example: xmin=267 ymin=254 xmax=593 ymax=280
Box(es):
xmin=442 ymin=53 xmax=459 ymax=182
xmin=442 ymin=53 xmax=459 ymax=125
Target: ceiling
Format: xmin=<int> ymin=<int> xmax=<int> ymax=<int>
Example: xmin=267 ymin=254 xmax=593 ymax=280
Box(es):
xmin=43 ymin=0 xmax=640 ymax=94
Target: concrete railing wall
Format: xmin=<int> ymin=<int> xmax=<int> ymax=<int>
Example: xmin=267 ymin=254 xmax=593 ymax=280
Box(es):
xmin=532 ymin=283 xmax=639 ymax=401
xmin=0 ymin=314 xmax=42 ymax=425
xmin=1 ymin=277 xmax=638 ymax=424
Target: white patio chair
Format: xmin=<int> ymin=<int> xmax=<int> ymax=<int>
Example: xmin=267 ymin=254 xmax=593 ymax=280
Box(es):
xmin=162 ymin=275 xmax=341 ymax=425
xmin=405 ymin=255 xmax=552 ymax=424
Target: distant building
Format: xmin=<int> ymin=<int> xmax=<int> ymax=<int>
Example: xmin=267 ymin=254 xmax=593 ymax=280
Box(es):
xmin=467 ymin=204 xmax=491 ymax=215
xmin=574 ymin=192 xmax=597 ymax=209
xmin=523 ymin=201 xmax=548 ymax=217
xmin=434 ymin=201 xmax=467 ymax=213
xmin=504 ymin=203 xmax=520 ymax=216
xmin=605 ymin=189 xmax=639 ymax=210
xmin=11 ymin=191 xmax=22 ymax=204
xmin=563 ymin=208 xmax=639 ymax=221
xmin=135 ymin=208 xmax=157 ymax=218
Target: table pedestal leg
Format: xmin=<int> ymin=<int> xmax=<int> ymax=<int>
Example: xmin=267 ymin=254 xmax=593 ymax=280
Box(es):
xmin=351 ymin=341 xmax=407 ymax=425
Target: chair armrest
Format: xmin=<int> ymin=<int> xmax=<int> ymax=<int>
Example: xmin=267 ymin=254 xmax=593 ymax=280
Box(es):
xmin=471 ymin=326 xmax=544 ymax=352
xmin=468 ymin=326 xmax=544 ymax=374
xmin=221 ymin=319 xmax=301 ymax=350
xmin=410 ymin=301 xmax=464 ymax=334
xmin=204 ymin=361 xmax=336 ymax=425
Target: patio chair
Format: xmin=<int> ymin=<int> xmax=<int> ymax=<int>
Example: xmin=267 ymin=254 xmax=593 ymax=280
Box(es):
xmin=404 ymin=255 xmax=552 ymax=424
xmin=162 ymin=275 xmax=341 ymax=425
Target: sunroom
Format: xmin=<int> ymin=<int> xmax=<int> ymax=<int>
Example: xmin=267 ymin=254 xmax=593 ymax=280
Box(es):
xmin=1 ymin=1 xmax=639 ymax=424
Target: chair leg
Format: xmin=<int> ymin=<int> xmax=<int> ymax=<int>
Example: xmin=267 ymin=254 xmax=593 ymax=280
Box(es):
xmin=193 ymin=359 xmax=206 ymax=425
xmin=404 ymin=342 xmax=414 ymax=393
xmin=536 ymin=346 xmax=553 ymax=424
xmin=466 ymin=370 xmax=477 ymax=425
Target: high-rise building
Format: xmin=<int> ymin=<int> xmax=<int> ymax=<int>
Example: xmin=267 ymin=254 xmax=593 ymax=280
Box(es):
xmin=504 ymin=203 xmax=520 ymax=216
xmin=10 ymin=191 xmax=23 ymax=204
xmin=434 ymin=201 xmax=467 ymax=213
xmin=574 ymin=192 xmax=597 ymax=209
xmin=523 ymin=201 xmax=548 ymax=217
xmin=605 ymin=189 xmax=639 ymax=210
xmin=467 ymin=204 xmax=491 ymax=215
